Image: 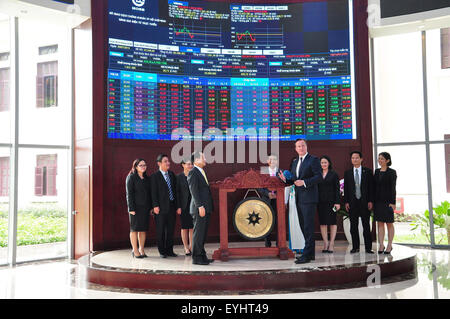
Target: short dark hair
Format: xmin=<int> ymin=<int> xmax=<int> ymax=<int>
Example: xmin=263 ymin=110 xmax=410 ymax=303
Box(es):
xmin=379 ymin=152 xmax=392 ymax=166
xmin=156 ymin=154 xmax=169 ymax=163
xmin=181 ymin=157 xmax=192 ymax=165
xmin=295 ymin=138 xmax=307 ymax=145
xmin=319 ymin=155 xmax=333 ymax=170
xmin=191 ymin=150 xmax=203 ymax=163
xmin=350 ymin=151 xmax=363 ymax=158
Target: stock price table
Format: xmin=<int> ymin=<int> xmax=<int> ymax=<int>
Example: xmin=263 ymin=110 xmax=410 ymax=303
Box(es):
xmin=107 ymin=71 xmax=352 ymax=140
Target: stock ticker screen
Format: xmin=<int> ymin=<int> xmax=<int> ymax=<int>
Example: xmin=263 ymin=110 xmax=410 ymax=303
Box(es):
xmin=107 ymin=0 xmax=357 ymax=140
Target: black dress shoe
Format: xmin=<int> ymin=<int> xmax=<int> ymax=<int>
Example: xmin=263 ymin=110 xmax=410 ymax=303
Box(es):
xmin=265 ymin=239 xmax=272 ymax=248
xmin=206 ymin=258 xmax=214 ymax=263
xmin=160 ymin=254 xmax=167 ymax=258
xmin=350 ymin=249 xmax=360 ymax=254
xmin=166 ymin=252 xmax=178 ymax=257
xmin=295 ymin=256 xmax=311 ymax=264
xmin=193 ymin=259 xmax=209 ymax=265
xmin=366 ymin=250 xmax=374 ymax=254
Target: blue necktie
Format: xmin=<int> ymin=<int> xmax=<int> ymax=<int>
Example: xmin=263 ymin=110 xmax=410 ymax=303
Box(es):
xmin=164 ymin=172 xmax=174 ymax=201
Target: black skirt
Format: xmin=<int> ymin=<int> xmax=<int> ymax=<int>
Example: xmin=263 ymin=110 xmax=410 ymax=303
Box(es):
xmin=180 ymin=208 xmax=194 ymax=229
xmin=129 ymin=205 xmax=150 ymax=232
xmin=374 ymin=201 xmax=395 ymax=223
xmin=317 ymin=202 xmax=337 ymax=226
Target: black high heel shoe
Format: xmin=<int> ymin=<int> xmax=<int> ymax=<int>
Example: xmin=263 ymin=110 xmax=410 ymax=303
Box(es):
xmin=322 ymin=243 xmax=329 ymax=253
xmin=378 ymin=246 xmax=385 ymax=254
xmin=132 ymin=252 xmax=144 ymax=259
xmin=384 ymin=247 xmax=393 ymax=254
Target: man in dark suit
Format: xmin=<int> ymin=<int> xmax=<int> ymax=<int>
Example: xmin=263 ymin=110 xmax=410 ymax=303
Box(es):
xmin=187 ymin=151 xmax=214 ymax=265
xmin=279 ymin=139 xmax=322 ymax=264
xmin=257 ymin=154 xmax=281 ymax=247
xmin=151 ymin=154 xmax=181 ymax=258
xmin=344 ymin=151 xmax=374 ymax=254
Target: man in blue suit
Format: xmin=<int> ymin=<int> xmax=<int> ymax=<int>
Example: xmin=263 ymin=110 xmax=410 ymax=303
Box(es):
xmin=279 ymin=139 xmax=322 ymax=264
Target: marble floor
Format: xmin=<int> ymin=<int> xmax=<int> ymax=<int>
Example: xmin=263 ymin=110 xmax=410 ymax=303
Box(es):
xmin=88 ymin=242 xmax=414 ymax=272
xmin=0 ymin=244 xmax=448 ymax=299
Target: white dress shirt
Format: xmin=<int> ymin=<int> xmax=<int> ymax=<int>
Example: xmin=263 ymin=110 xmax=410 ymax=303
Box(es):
xmin=268 ymin=166 xmax=278 ymax=177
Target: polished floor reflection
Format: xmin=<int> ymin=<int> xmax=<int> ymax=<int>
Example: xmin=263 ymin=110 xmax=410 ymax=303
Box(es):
xmin=0 ymin=246 xmax=448 ymax=298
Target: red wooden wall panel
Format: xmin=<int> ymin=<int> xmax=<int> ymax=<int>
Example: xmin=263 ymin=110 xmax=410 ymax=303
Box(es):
xmin=85 ymin=0 xmax=372 ymax=251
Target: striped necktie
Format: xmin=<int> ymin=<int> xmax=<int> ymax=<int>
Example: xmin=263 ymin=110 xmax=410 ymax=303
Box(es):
xmin=163 ymin=172 xmax=174 ymax=201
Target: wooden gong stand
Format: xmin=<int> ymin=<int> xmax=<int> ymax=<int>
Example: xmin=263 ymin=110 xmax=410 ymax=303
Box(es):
xmin=211 ymin=169 xmax=295 ymax=261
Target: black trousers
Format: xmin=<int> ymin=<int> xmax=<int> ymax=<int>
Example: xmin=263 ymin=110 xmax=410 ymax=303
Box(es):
xmin=192 ymin=211 xmax=211 ymax=262
xmin=154 ymin=201 xmax=176 ymax=255
xmin=349 ymin=199 xmax=372 ymax=251
xmin=296 ymin=197 xmax=316 ymax=258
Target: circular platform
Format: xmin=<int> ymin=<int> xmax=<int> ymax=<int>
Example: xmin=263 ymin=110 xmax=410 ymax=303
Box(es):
xmin=78 ymin=241 xmax=417 ymax=293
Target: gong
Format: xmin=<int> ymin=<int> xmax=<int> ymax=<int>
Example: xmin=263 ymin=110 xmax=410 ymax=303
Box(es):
xmin=232 ymin=197 xmax=275 ymax=241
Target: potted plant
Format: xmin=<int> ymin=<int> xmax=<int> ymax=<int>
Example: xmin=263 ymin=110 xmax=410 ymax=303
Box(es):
xmin=411 ymin=201 xmax=450 ymax=244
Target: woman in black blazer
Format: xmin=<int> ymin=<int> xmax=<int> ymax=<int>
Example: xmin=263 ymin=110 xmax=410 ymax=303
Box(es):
xmin=126 ymin=158 xmax=152 ymax=259
xmin=374 ymin=152 xmax=397 ymax=254
xmin=317 ymin=156 xmax=341 ymax=253
xmin=176 ymin=158 xmax=194 ymax=256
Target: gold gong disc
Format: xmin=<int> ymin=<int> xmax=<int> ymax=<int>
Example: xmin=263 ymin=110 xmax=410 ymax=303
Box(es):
xmin=233 ymin=197 xmax=275 ymax=241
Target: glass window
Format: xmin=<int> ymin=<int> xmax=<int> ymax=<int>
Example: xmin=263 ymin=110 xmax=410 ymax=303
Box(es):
xmin=425 ymin=29 xmax=450 ymax=142
xmin=0 ymin=156 xmax=9 ymax=197
xmin=0 ymin=148 xmax=9 ymax=265
xmin=18 ymin=18 xmax=70 ymax=145
xmin=375 ymin=145 xmax=430 ymax=245
xmin=0 ymin=67 xmax=10 ymax=112
xmin=16 ymin=148 xmax=68 ymax=263
xmin=442 ymin=28 xmax=450 ymax=69
xmin=36 ymin=61 xmax=58 ymax=108
xmin=373 ymin=32 xmax=426 ymax=143
xmin=0 ymin=15 xmax=11 ymax=144
xmin=430 ymin=143 xmax=450 ymax=246
xmin=35 ymin=154 xmax=58 ymax=197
